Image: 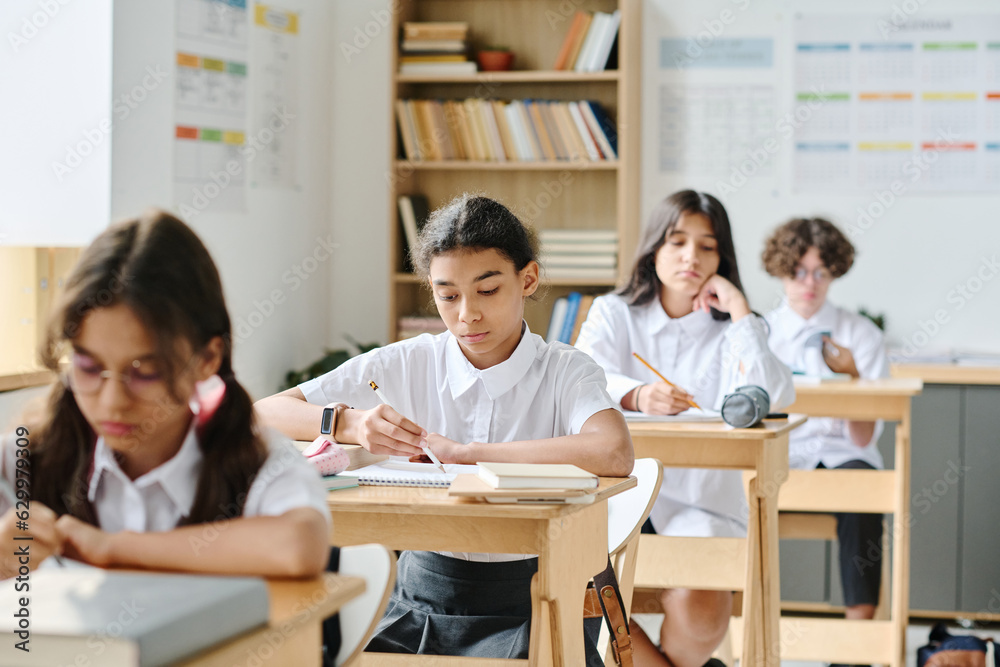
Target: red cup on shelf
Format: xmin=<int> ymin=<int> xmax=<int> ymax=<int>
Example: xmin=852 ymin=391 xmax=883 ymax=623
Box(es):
xmin=476 ymin=49 xmax=514 ymax=72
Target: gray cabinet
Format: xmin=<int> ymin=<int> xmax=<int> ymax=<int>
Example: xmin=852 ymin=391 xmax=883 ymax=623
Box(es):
xmin=781 ymin=383 xmax=999 ymax=616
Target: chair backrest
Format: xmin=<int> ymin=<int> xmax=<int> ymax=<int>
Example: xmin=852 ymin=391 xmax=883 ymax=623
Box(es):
xmin=607 ymin=458 xmax=663 ymax=556
xmin=334 ymin=543 xmax=397 ymax=666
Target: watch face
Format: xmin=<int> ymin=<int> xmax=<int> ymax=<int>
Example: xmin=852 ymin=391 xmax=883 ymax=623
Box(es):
xmin=320 ymin=407 xmax=334 ymax=434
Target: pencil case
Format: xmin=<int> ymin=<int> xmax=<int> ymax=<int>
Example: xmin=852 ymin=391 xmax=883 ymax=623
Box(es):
xmin=302 ymin=436 xmax=350 ymax=476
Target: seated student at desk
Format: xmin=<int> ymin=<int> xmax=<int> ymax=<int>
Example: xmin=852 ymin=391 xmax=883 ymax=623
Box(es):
xmin=575 ymin=190 xmax=795 ymax=667
xmin=0 ymin=211 xmax=331 ymax=580
xmin=762 ymin=217 xmax=889 ymax=635
xmin=255 ymin=194 xmax=633 ymax=664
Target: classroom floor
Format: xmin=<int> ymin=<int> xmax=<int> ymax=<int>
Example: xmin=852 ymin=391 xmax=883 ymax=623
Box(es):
xmin=631 ymin=614 xmax=1000 ymax=667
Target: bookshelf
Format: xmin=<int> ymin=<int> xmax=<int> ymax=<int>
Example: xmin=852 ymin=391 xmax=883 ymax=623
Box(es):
xmin=388 ymin=0 xmax=640 ymax=342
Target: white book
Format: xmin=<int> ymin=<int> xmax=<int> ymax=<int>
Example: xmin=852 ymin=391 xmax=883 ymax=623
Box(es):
xmin=504 ymin=104 xmax=532 ymax=160
xmin=590 ymin=10 xmax=621 ymax=71
xmin=479 ymin=99 xmax=507 ymax=161
xmin=575 ymin=12 xmax=608 ymax=72
xmin=399 ymin=61 xmax=477 ymax=75
xmin=401 ymin=40 xmax=468 ymax=52
xmin=578 ymin=101 xmax=617 ymax=160
xmin=477 ymin=461 xmax=599 ymax=490
xmin=541 ymin=253 xmax=617 ymax=268
xmin=567 ymin=101 xmax=602 ymax=161
xmin=515 ymin=101 xmax=545 ymax=160
xmin=546 ymin=296 xmax=569 ymax=343
xmin=544 ymin=241 xmax=618 ymax=254
xmin=539 ymin=228 xmax=618 ymax=242
xmin=544 ymin=266 xmax=618 ymax=281
xmin=398 ymin=195 xmax=419 ymax=252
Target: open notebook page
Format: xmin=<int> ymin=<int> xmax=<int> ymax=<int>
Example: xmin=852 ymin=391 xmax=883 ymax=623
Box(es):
xmin=339 ymin=461 xmax=480 ymax=487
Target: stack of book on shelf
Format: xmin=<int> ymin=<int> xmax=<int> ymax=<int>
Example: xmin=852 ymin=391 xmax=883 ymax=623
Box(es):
xmin=399 ymin=22 xmax=475 ymax=75
xmin=540 ymin=228 xmax=618 ymax=281
xmin=552 ymin=10 xmax=622 ymax=72
xmin=397 ymin=193 xmax=430 ymax=271
xmin=545 ymin=291 xmax=596 ymax=345
xmin=398 ymin=315 xmax=448 ymax=340
xmin=395 ymin=98 xmax=617 ymax=163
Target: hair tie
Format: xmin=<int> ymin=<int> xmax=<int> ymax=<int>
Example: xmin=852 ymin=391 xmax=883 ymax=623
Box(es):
xmin=190 ymin=374 xmax=227 ymax=427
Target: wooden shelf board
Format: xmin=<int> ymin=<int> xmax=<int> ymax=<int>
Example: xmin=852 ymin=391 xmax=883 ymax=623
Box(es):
xmin=394 ymin=160 xmax=619 ymax=171
xmin=396 ymin=70 xmax=620 ymax=84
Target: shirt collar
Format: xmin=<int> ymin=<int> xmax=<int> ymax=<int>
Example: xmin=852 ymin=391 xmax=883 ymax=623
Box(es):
xmin=641 ymin=298 xmax=715 ymax=338
xmin=88 ymin=419 xmax=203 ymax=517
xmin=445 ymin=321 xmax=539 ymax=401
xmin=776 ymin=298 xmax=837 ymax=338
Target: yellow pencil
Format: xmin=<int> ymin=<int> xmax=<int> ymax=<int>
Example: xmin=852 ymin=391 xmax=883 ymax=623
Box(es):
xmin=631 ymin=352 xmax=702 ymax=410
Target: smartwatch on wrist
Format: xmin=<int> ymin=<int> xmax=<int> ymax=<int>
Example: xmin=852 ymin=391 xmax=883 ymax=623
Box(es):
xmin=320 ymin=403 xmax=349 ymax=440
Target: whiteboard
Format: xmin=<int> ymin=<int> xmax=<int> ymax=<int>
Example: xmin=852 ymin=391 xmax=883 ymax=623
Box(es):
xmin=641 ymin=0 xmax=1000 ymax=356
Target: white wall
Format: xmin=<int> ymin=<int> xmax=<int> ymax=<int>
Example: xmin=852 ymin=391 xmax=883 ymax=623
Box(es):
xmin=109 ymin=0 xmax=335 ymax=399
xmin=641 ymin=0 xmax=1000 ymax=355
xmin=327 ymin=1 xmax=393 ymax=351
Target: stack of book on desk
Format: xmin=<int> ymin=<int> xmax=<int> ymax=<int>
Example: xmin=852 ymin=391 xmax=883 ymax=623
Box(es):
xmin=449 ymin=462 xmax=601 ymax=504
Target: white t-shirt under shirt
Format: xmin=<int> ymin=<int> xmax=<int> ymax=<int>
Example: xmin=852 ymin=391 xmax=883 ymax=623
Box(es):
xmin=575 ymin=293 xmax=796 ymax=538
xmin=765 ymin=299 xmax=889 ymax=471
xmin=298 ymin=324 xmax=619 ymax=562
xmin=0 ymin=423 xmax=332 ymax=533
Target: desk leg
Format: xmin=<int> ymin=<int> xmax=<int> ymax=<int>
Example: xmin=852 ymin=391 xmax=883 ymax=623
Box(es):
xmin=532 ymin=504 xmax=607 ymax=667
xmin=891 ymin=404 xmax=912 ymax=667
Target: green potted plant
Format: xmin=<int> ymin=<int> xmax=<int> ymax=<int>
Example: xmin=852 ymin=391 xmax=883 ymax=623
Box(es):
xmin=280 ymin=336 xmax=381 ymax=391
xmin=476 ymin=46 xmax=514 ymax=72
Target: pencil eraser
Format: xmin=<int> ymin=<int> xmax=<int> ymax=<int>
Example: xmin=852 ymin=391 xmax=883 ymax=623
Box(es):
xmin=302 ymin=436 xmax=350 ymax=476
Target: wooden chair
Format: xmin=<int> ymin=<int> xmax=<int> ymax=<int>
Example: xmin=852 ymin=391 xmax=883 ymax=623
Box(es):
xmin=336 ymin=544 xmax=398 ymax=666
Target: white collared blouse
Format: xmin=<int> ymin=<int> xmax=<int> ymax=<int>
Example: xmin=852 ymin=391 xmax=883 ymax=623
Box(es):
xmin=298 ymin=324 xmax=619 ymax=561
xmin=765 ymin=299 xmax=889 ymax=471
xmin=0 ymin=423 xmax=332 ymax=533
xmin=575 ymin=293 xmax=795 ymax=536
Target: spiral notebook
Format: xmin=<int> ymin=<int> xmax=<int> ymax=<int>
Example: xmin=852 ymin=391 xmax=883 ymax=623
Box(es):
xmin=339 ymin=461 xmax=479 ymax=487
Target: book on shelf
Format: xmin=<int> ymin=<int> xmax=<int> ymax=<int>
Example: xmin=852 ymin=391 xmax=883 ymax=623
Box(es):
xmin=544 ymin=266 xmax=618 ymax=281
xmin=559 ymin=291 xmax=582 ymax=344
xmin=570 ymin=294 xmax=595 ymax=344
xmin=398 ymin=194 xmax=430 ymax=271
xmin=396 ymin=99 xmax=617 ymax=163
xmin=399 ymin=61 xmax=477 ymax=76
xmin=541 ymin=253 xmax=617 ymax=268
xmin=403 ymin=22 xmax=468 ymax=42
xmin=0 ymin=566 xmax=268 ymax=665
xmin=539 ymin=228 xmax=618 ymax=243
xmin=553 ymin=11 xmax=592 ymax=70
xmin=545 ymin=296 xmax=569 ymax=343
xmin=401 ymin=39 xmax=468 ymax=53
xmin=477 ymin=461 xmax=599 ymax=490
xmin=400 ymin=54 xmax=468 ymax=64
xmin=543 ymin=240 xmax=618 ymax=254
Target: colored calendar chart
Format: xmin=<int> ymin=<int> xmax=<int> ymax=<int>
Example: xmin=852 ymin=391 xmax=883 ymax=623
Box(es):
xmin=177 ymin=53 xmax=247 ymax=115
xmin=174 ymin=126 xmax=246 ymax=185
xmin=793 ymin=13 xmax=1000 ymax=193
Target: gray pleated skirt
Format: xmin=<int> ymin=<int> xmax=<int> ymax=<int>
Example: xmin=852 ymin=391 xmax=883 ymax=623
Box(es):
xmin=365 ymin=551 xmax=602 ymax=664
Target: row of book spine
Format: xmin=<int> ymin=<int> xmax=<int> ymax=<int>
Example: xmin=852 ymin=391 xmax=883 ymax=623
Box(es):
xmin=552 ymin=10 xmax=621 ymax=72
xmin=545 ymin=292 xmax=596 ymax=345
xmin=395 ymin=99 xmax=617 ymax=163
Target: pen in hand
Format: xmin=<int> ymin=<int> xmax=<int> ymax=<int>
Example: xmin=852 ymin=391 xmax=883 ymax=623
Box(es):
xmin=632 ymin=352 xmax=703 ymax=410
xmin=369 ymin=380 xmax=447 ymax=474
xmin=0 ymin=476 xmax=65 ymax=567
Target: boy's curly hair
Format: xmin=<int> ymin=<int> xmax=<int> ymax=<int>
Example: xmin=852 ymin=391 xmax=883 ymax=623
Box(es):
xmin=762 ymin=217 xmax=854 ymax=279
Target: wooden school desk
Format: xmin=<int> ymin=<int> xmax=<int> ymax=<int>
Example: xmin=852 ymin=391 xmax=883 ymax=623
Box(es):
xmin=775 ymin=377 xmax=922 ymax=667
xmin=627 ymin=416 xmax=805 ymax=667
xmin=326 ymin=477 xmax=636 ymax=667
xmin=178 ymin=573 xmax=365 ymax=667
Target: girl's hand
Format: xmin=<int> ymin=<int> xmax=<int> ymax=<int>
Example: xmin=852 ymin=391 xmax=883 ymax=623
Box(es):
xmin=693 ymin=275 xmax=750 ymax=320
xmin=56 ymin=515 xmax=113 ymax=567
xmin=348 ymin=404 xmax=426 ymax=458
xmin=422 ymin=433 xmax=468 ymax=464
xmin=0 ymin=504 xmax=60 ymax=578
xmin=637 ymin=382 xmax=696 ymax=416
xmin=822 ymin=336 xmax=860 ymax=378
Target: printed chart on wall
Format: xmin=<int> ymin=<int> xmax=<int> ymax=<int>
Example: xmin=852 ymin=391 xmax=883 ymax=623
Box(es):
xmin=251 ymin=5 xmax=299 ymax=190
xmin=658 ymin=36 xmax=778 ymax=191
xmin=174 ymin=0 xmax=249 ymax=215
xmin=793 ymin=14 xmax=1000 ymax=193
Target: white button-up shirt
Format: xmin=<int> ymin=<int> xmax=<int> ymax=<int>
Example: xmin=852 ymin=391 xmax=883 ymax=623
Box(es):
xmin=765 ymin=299 xmax=889 ymax=471
xmin=575 ymin=294 xmax=795 ymax=537
xmin=299 ymin=324 xmax=618 ymax=561
xmin=1 ymin=423 xmax=332 ymax=533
